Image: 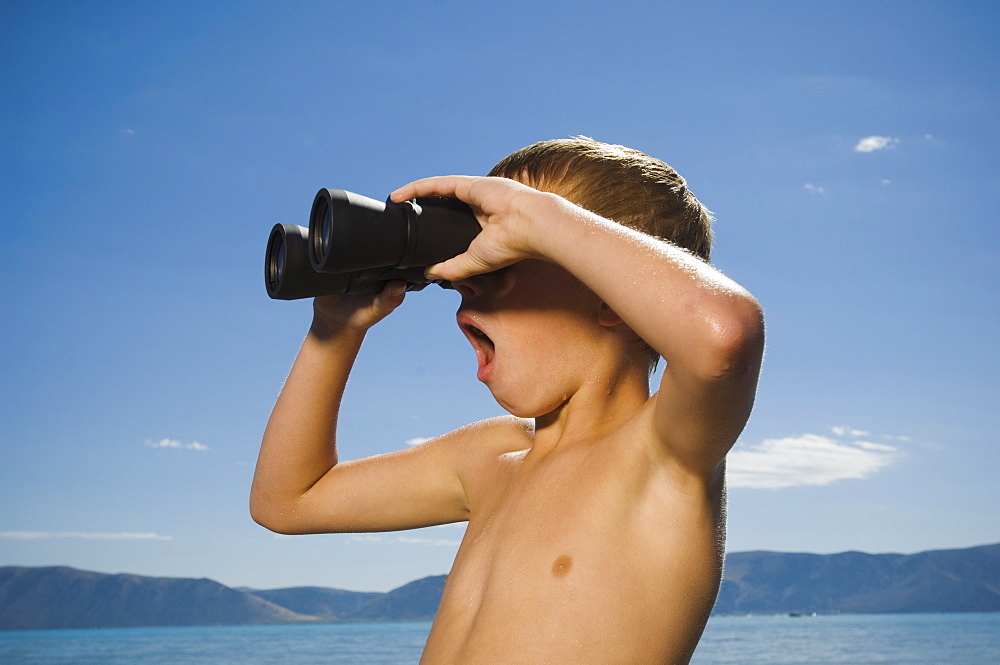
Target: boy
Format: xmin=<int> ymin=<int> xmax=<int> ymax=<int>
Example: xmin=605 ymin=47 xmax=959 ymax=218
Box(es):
xmin=251 ymin=138 xmax=764 ymax=664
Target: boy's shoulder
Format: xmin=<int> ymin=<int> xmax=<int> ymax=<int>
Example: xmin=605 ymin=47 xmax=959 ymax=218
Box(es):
xmin=429 ymin=415 xmax=531 ymax=503
xmin=442 ymin=415 xmax=533 ymax=456
xmin=426 ymin=415 xmax=533 ymax=468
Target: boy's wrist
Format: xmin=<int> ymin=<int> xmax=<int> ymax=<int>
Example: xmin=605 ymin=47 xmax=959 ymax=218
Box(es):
xmin=516 ymin=190 xmax=589 ymax=263
xmin=308 ymin=313 xmax=367 ymax=347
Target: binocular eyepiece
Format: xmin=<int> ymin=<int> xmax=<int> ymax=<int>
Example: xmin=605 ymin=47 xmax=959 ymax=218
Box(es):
xmin=265 ymin=189 xmax=480 ymax=300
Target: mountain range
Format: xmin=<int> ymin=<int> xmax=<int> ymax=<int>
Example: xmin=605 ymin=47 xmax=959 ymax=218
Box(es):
xmin=1 ymin=543 xmax=996 ymax=630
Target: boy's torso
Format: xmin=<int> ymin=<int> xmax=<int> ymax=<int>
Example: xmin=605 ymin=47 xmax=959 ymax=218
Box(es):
xmin=419 ymin=413 xmax=726 ymax=665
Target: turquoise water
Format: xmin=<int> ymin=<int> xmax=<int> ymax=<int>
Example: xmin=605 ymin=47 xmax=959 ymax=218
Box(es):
xmin=0 ymin=613 xmax=997 ymax=664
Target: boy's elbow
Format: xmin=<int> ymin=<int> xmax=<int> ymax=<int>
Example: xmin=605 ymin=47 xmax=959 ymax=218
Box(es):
xmin=698 ymin=295 xmax=765 ymax=381
xmin=250 ymin=489 xmax=343 ymax=536
xmin=249 ymin=491 xmax=299 ymax=535
xmin=249 ymin=497 xmax=279 ymax=533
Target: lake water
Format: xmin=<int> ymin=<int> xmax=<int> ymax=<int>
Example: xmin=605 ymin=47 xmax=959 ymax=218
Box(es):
xmin=0 ymin=613 xmax=996 ymax=664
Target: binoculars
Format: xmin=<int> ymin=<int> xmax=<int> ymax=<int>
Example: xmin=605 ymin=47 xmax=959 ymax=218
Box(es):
xmin=265 ymin=189 xmax=480 ymax=300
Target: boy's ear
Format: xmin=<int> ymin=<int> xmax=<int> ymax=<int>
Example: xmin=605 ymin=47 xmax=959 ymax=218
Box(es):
xmin=597 ymin=302 xmax=624 ymax=327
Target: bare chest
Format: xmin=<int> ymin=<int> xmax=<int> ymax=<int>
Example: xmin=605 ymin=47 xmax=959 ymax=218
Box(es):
xmin=424 ymin=442 xmax=725 ymax=664
xmin=430 ymin=444 xmax=724 ymax=656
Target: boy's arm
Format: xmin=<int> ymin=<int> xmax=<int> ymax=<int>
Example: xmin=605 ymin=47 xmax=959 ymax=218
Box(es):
xmin=391 ymin=177 xmax=764 ymax=476
xmin=250 ymin=284 xmax=471 ymax=534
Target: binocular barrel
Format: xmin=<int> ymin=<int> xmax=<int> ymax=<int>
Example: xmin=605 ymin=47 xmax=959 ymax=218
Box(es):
xmin=265 ymin=189 xmax=480 ymax=300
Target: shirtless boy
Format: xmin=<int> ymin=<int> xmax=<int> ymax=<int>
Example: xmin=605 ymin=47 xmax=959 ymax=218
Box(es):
xmin=250 ymin=137 xmax=765 ymax=664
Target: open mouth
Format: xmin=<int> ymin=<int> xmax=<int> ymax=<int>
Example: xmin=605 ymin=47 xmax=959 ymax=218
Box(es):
xmin=458 ymin=315 xmax=496 ymax=379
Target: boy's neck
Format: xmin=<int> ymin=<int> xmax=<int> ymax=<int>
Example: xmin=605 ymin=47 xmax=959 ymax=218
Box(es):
xmin=529 ymin=366 xmax=649 ymax=458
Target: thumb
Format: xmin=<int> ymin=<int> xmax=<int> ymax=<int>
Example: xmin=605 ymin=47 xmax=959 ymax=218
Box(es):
xmin=426 ymin=253 xmax=495 ymax=282
xmin=424 ymin=259 xmax=453 ymax=281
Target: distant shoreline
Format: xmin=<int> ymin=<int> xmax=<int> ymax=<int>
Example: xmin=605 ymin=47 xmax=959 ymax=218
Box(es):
xmin=2 ymin=543 xmax=997 ymax=631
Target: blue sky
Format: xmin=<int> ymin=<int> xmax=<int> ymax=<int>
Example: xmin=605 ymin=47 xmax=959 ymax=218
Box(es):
xmin=2 ymin=1 xmax=997 ymax=592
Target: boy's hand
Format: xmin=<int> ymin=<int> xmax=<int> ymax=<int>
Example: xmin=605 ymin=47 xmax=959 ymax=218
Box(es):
xmin=311 ymin=281 xmax=407 ymax=339
xmin=390 ymin=176 xmax=548 ymax=281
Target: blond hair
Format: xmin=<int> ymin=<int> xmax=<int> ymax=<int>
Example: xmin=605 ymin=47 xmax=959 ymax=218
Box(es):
xmin=489 ymin=136 xmax=713 ymax=261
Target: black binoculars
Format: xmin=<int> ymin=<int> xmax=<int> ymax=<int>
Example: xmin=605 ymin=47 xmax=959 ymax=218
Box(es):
xmin=264 ymin=189 xmax=480 ymax=300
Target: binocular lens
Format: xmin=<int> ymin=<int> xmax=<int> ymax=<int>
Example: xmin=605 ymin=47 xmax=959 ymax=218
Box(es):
xmin=322 ymin=205 xmax=332 ymax=258
xmin=312 ymin=197 xmax=333 ymax=268
xmin=266 ymin=230 xmax=286 ymax=292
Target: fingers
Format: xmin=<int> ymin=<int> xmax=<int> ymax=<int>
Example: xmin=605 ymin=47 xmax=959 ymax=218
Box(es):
xmin=312 ymin=281 xmax=407 ymax=336
xmin=390 ymin=176 xmax=473 ymax=203
xmin=393 ymin=175 xmax=535 ymax=282
xmin=371 ymin=281 xmax=406 ymax=318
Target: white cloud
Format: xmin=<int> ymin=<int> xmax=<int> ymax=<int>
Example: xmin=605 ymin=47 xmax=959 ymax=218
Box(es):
xmin=804 ymin=183 xmax=825 ymax=195
xmin=345 ymin=522 xmax=466 ymax=547
xmin=881 ymin=179 xmax=892 ymax=185
xmin=146 ymin=438 xmax=208 ymax=451
xmin=854 ymin=440 xmax=898 ymax=452
xmin=0 ymin=531 xmax=172 ymax=541
xmin=831 ymin=426 xmax=869 ymax=437
xmin=728 ymin=433 xmax=900 ymax=489
xmin=405 ymin=437 xmax=433 ymax=446
xmin=347 ymin=534 xmax=385 ymax=544
xmin=397 ymin=535 xmax=462 ymax=547
xmin=854 ymin=136 xmax=899 ymax=152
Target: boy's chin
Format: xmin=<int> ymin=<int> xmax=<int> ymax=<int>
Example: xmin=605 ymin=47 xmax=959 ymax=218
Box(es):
xmin=490 ymin=387 xmax=567 ymax=421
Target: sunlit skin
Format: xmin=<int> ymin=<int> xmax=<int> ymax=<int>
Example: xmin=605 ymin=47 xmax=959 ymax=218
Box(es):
xmin=251 ymin=175 xmax=764 ymax=664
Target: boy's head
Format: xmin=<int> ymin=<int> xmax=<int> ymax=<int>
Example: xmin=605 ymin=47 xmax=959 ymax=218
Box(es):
xmin=488 ymin=136 xmax=714 ymax=262
xmin=488 ymin=137 xmax=714 ymax=371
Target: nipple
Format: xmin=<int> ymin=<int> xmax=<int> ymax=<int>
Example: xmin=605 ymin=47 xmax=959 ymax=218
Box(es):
xmin=551 ymin=555 xmax=573 ymax=578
